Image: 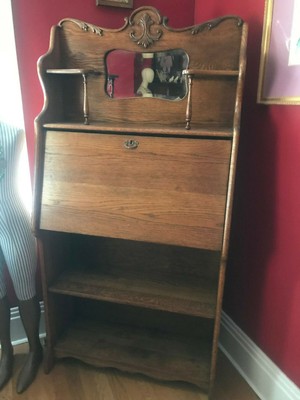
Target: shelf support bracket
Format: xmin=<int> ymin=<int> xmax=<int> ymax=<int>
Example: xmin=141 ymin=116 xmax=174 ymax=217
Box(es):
xmin=185 ymin=73 xmax=193 ymax=130
xmin=82 ymin=73 xmax=89 ymax=125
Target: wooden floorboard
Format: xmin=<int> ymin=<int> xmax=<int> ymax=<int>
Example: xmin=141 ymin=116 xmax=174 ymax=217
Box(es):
xmin=0 ymin=343 xmax=260 ymax=400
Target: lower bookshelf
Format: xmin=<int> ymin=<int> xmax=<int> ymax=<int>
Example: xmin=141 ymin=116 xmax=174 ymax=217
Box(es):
xmin=40 ymin=232 xmax=219 ymax=391
xmin=53 ymin=316 xmax=211 ymax=389
xmin=49 ymin=268 xmax=217 ymax=318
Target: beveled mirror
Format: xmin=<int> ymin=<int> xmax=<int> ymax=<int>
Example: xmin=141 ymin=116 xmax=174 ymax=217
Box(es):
xmin=105 ymin=49 xmax=189 ymax=100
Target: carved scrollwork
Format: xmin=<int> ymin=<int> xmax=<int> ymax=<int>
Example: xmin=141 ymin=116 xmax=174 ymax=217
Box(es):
xmin=129 ymin=7 xmax=163 ymax=48
xmin=191 ymin=15 xmax=243 ymax=35
xmin=58 ymin=13 xmax=243 ymax=45
xmin=59 ymin=19 xmax=103 ymax=36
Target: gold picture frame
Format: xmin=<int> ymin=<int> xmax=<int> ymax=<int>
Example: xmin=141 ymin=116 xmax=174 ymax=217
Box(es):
xmin=96 ymin=0 xmax=133 ymax=9
xmin=257 ymin=0 xmax=300 ymax=104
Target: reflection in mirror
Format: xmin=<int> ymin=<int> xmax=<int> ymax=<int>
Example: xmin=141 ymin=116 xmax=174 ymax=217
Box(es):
xmin=105 ymin=49 xmax=188 ymax=100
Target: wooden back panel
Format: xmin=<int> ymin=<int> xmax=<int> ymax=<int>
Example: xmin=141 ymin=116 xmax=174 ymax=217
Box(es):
xmin=37 ymin=7 xmax=246 ymax=129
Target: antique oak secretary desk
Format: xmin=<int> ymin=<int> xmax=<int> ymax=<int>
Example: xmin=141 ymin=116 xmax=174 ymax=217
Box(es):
xmin=32 ymin=7 xmax=247 ymax=398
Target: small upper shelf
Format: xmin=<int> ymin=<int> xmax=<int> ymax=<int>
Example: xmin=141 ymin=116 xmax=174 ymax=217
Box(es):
xmin=46 ymin=68 xmax=102 ymax=75
xmin=182 ymin=69 xmax=239 ymax=78
xmin=46 ymin=69 xmax=101 ymax=125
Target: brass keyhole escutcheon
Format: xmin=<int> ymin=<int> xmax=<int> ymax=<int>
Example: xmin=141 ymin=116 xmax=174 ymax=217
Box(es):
xmin=124 ymin=139 xmax=139 ymax=150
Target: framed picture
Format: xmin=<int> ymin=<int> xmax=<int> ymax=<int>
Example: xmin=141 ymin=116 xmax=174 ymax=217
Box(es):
xmin=257 ymin=0 xmax=300 ymax=104
xmin=96 ymin=0 xmax=133 ymax=8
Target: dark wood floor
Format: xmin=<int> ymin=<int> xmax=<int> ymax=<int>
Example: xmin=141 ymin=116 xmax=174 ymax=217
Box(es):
xmin=0 ymin=344 xmax=260 ymax=400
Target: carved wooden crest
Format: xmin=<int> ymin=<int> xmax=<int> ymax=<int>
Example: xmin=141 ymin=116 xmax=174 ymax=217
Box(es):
xmin=58 ymin=7 xmax=243 ymax=50
xmin=128 ymin=6 xmax=163 ymax=49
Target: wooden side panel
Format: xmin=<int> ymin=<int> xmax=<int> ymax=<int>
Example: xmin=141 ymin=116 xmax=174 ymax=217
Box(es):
xmin=40 ymin=131 xmax=231 ymax=250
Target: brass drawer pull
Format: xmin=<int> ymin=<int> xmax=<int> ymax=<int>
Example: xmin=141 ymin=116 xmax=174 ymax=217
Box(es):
xmin=124 ymin=139 xmax=139 ymax=150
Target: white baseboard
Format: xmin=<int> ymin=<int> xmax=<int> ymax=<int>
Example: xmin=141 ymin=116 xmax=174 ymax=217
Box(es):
xmin=219 ymin=311 xmax=300 ymax=400
xmin=8 ymin=304 xmax=300 ymax=400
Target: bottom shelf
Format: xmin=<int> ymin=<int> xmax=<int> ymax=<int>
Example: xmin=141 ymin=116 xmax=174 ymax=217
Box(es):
xmin=53 ymin=317 xmax=211 ymax=390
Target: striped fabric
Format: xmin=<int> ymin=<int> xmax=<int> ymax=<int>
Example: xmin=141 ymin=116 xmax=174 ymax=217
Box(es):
xmin=0 ymin=121 xmax=37 ymax=300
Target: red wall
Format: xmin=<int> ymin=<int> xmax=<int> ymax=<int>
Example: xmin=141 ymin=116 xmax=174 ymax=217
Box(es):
xmin=195 ymin=0 xmax=300 ymax=388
